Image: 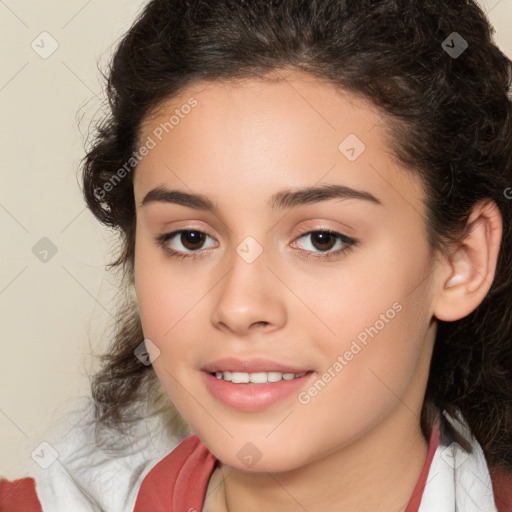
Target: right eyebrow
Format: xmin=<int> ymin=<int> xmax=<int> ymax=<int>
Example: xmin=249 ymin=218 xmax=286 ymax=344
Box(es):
xmin=141 ymin=187 xmax=216 ymax=211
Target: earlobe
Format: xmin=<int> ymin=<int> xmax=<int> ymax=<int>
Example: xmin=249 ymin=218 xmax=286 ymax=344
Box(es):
xmin=433 ymin=200 xmax=503 ymax=322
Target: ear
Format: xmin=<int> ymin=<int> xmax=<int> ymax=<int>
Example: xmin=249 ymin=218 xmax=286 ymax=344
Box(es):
xmin=433 ymin=199 xmax=503 ymax=322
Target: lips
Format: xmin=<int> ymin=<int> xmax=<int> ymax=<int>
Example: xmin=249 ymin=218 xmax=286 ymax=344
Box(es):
xmin=201 ymin=356 xmax=310 ymax=374
xmin=203 ymin=371 xmax=314 ymax=411
xmin=201 ymin=357 xmax=315 ymax=411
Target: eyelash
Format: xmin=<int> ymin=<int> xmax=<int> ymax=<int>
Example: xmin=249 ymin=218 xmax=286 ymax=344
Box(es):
xmin=155 ymin=227 xmax=358 ymax=262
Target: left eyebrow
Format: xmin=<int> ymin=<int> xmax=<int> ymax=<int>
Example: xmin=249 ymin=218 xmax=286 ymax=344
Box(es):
xmin=140 ymin=183 xmax=383 ymax=211
xmin=270 ymin=183 xmax=382 ymax=210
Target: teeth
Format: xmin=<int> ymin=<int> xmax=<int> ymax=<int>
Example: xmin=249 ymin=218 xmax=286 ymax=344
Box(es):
xmin=214 ymin=371 xmax=307 ymax=383
xmin=231 ymin=372 xmax=249 ymax=383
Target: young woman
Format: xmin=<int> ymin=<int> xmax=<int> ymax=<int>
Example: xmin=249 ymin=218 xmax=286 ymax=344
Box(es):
xmin=2 ymin=0 xmax=512 ymax=510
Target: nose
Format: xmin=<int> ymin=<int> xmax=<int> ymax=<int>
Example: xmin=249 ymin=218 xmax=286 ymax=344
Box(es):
xmin=210 ymin=244 xmax=286 ymax=337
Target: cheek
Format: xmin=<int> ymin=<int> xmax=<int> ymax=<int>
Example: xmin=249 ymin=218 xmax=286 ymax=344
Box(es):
xmin=292 ymin=300 xmax=430 ymax=459
xmin=300 ymin=245 xmax=412 ymax=346
xmin=304 ymin=237 xmax=432 ymax=393
xmin=134 ymin=229 xmax=196 ymax=334
xmin=134 ymin=254 xmax=196 ymax=404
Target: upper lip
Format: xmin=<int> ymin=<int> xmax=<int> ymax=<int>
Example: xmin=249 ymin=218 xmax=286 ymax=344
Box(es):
xmin=202 ymin=357 xmax=310 ymax=374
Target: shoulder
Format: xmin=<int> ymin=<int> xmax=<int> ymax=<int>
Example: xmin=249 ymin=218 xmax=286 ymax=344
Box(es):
xmin=0 ymin=436 xmax=217 ymax=512
xmin=1 ymin=396 xmax=187 ymax=512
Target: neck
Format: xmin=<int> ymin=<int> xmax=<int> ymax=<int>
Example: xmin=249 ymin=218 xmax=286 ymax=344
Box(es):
xmin=204 ymin=406 xmax=432 ymax=512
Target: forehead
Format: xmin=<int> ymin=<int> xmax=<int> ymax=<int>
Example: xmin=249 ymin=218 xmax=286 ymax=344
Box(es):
xmin=134 ymin=69 xmax=427 ymax=217
xmin=140 ymin=69 xmax=385 ymax=142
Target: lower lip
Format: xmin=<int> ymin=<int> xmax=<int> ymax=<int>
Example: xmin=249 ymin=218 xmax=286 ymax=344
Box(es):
xmin=202 ymin=371 xmax=314 ymax=412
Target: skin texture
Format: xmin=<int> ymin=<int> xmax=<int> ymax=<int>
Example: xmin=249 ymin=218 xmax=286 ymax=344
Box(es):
xmin=132 ymin=69 xmax=502 ymax=512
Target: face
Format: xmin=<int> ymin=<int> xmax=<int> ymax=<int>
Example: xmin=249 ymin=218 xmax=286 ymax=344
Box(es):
xmin=133 ymin=69 xmax=441 ymax=473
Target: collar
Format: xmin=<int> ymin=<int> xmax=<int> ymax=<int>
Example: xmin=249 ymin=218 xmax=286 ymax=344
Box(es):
xmin=417 ymin=408 xmax=498 ymax=512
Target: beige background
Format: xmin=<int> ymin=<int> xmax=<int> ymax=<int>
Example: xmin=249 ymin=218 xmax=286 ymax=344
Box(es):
xmin=1 ymin=0 xmax=511 ymax=479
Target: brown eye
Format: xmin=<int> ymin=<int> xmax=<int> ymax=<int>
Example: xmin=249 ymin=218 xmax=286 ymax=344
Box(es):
xmin=292 ymin=229 xmax=357 ymax=260
xmin=309 ymin=231 xmax=338 ymax=252
xmin=156 ymin=229 xmax=217 ymax=258
xmin=179 ymin=230 xmax=206 ymax=250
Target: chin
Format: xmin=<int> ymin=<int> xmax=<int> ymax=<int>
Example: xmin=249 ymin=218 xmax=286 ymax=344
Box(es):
xmin=219 ymin=454 xmax=305 ymax=474
xmin=200 ymin=434 xmax=314 ymax=474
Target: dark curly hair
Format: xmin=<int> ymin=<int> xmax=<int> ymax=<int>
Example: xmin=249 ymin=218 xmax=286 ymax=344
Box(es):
xmin=81 ymin=0 xmax=512 ymax=473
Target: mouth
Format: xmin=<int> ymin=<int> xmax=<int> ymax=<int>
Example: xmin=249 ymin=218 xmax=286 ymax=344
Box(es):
xmin=202 ymin=368 xmax=315 ymax=412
